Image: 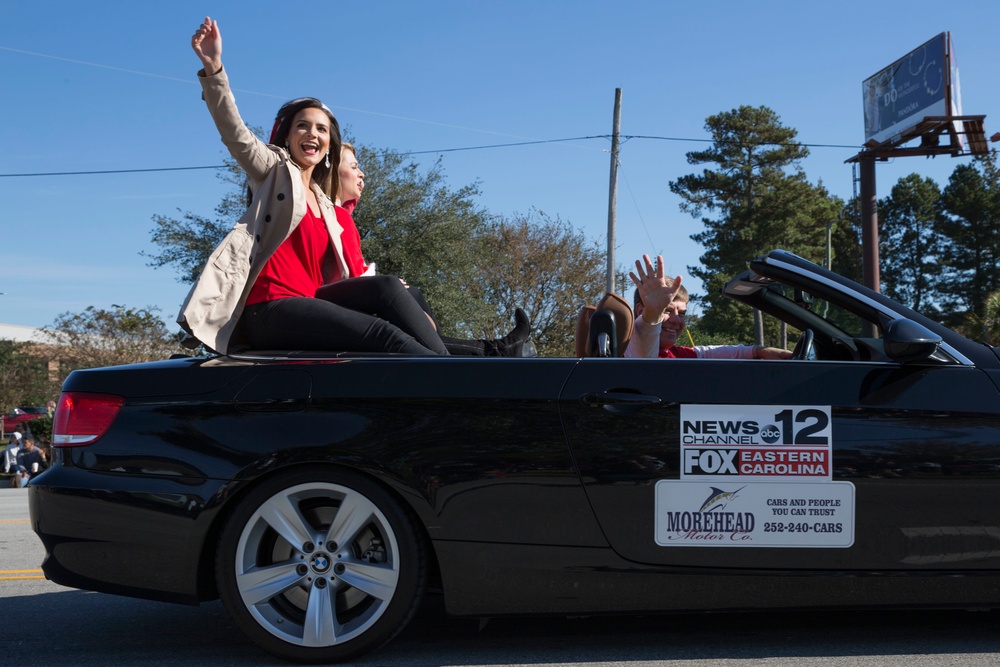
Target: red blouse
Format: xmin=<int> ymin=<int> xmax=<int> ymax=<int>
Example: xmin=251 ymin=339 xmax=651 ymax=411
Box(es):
xmin=660 ymin=345 xmax=698 ymax=358
xmin=336 ymin=200 xmax=369 ymax=278
xmin=246 ymin=205 xmax=331 ymax=304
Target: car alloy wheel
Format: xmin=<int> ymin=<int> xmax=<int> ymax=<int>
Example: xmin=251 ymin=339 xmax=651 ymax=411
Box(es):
xmin=216 ymin=469 xmax=425 ymax=662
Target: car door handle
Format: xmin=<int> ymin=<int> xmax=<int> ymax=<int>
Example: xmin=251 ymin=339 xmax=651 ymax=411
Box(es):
xmin=581 ymin=391 xmax=663 ymax=408
xmin=236 ymin=397 xmax=308 ymax=412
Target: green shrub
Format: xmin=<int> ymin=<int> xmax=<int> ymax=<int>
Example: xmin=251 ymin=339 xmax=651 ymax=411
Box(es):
xmin=27 ymin=415 xmax=53 ymax=444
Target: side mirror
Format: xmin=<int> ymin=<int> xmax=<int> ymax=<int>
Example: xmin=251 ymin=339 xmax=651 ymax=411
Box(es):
xmin=794 ymin=288 xmax=814 ymax=310
xmin=884 ymin=318 xmax=942 ymax=363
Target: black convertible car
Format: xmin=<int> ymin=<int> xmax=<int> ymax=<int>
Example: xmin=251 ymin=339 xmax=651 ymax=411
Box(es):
xmin=29 ymin=249 xmax=1000 ymax=663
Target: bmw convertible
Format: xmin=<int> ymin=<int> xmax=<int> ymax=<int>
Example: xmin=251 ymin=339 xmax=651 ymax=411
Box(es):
xmin=29 ymin=249 xmax=1000 ymax=663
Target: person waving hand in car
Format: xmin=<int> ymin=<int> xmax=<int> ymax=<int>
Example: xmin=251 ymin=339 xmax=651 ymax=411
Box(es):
xmin=625 ymin=254 xmax=792 ymax=359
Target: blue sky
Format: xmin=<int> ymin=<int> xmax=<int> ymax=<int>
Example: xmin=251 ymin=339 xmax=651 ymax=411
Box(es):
xmin=3 ymin=1 xmax=999 ymax=330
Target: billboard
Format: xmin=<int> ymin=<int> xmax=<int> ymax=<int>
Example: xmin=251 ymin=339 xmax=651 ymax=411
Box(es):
xmin=862 ymin=33 xmax=960 ymax=146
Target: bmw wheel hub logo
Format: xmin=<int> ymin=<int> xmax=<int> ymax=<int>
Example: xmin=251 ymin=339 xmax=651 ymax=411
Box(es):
xmin=311 ymin=554 xmax=331 ymax=573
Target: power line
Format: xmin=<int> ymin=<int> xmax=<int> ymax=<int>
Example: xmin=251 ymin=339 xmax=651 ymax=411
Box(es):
xmin=0 ymin=134 xmax=864 ymax=178
xmin=409 ymin=136 xmax=606 ymax=155
xmin=623 ymin=134 xmax=863 ymax=150
xmin=0 ymin=139 xmax=607 ymax=178
xmin=0 ymin=45 xmax=592 ymax=140
xmin=616 ymin=162 xmax=661 ymax=257
xmin=0 ymin=165 xmax=226 ymax=178
xmin=1 ymin=44 xmax=865 ymax=178
xmin=0 ymin=45 xmax=198 ymax=86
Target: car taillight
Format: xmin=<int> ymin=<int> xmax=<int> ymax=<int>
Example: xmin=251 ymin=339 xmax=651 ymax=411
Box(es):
xmin=52 ymin=392 xmax=125 ymax=447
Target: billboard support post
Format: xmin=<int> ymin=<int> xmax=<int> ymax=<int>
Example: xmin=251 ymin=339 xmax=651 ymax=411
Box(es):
xmin=859 ymin=154 xmax=879 ymax=338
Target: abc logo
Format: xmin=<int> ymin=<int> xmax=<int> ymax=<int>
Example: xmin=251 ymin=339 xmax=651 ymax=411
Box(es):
xmin=760 ymin=424 xmax=781 ymax=444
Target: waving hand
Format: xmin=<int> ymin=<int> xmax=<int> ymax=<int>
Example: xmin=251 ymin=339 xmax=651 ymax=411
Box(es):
xmin=191 ymin=16 xmax=222 ymax=75
xmin=629 ymin=254 xmax=682 ymax=325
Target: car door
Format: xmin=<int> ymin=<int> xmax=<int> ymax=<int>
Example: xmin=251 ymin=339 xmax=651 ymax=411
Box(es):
xmin=559 ymin=355 xmax=1000 ymax=571
xmin=302 ymin=356 xmax=607 ymax=547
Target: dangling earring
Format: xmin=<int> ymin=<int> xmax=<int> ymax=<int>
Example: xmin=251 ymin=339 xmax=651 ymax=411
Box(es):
xmin=324 ymin=152 xmax=331 ymax=168
xmin=284 ymin=141 xmax=290 ymax=150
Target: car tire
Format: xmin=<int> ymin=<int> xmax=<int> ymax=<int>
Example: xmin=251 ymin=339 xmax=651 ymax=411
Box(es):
xmin=215 ymin=468 xmax=427 ymax=663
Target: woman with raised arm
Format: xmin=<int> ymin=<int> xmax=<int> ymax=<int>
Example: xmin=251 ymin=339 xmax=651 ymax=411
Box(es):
xmin=180 ymin=17 xmax=450 ymax=355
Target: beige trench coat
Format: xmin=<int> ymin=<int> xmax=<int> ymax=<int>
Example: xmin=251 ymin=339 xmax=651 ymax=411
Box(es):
xmin=177 ymin=68 xmax=348 ymax=354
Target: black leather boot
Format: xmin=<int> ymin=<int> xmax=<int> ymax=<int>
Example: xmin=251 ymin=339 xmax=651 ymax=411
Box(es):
xmin=485 ymin=308 xmax=531 ymax=357
xmin=441 ymin=308 xmax=532 ymax=356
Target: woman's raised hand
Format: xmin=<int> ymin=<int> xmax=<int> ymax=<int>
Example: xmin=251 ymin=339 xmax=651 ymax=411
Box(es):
xmin=629 ymin=254 xmax=682 ymax=325
xmin=191 ymin=16 xmax=222 ymax=75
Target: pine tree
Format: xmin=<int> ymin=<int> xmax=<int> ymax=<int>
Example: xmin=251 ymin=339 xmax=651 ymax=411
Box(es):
xmin=877 ymin=174 xmax=942 ymax=314
xmin=670 ymin=105 xmax=842 ymax=342
xmin=937 ymin=151 xmax=1000 ymax=325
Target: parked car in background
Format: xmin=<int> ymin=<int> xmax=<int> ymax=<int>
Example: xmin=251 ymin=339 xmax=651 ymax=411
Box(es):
xmin=27 ymin=249 xmax=1000 ymax=663
xmin=2 ymin=406 xmax=47 ymax=437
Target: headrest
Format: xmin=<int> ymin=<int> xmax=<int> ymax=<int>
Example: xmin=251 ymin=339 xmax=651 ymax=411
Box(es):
xmin=574 ymin=305 xmax=597 ymax=357
xmin=595 ymin=292 xmax=634 ymax=350
xmin=574 ymin=292 xmax=634 ymax=357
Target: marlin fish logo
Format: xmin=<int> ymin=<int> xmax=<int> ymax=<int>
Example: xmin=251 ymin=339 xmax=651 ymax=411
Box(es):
xmin=699 ymin=486 xmax=746 ymax=513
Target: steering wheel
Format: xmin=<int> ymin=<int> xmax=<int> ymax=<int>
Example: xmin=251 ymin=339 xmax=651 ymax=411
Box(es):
xmin=791 ymin=329 xmax=815 ymax=360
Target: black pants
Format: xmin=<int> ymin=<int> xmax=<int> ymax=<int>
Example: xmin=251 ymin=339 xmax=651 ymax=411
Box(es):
xmin=242 ymin=275 xmax=450 ymax=355
xmin=404 ymin=285 xmax=491 ymax=356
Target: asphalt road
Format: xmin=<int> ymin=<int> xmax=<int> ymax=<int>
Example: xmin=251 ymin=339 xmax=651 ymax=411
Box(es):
xmin=3 ymin=487 xmax=1000 ymax=666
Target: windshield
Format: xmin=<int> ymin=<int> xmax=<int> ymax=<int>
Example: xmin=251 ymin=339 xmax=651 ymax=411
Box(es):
xmin=765 ymin=283 xmax=872 ymax=339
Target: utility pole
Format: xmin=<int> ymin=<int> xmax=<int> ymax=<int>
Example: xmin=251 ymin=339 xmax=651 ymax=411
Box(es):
xmin=825 ymin=216 xmax=835 ymax=270
xmin=607 ymin=88 xmax=622 ymax=294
